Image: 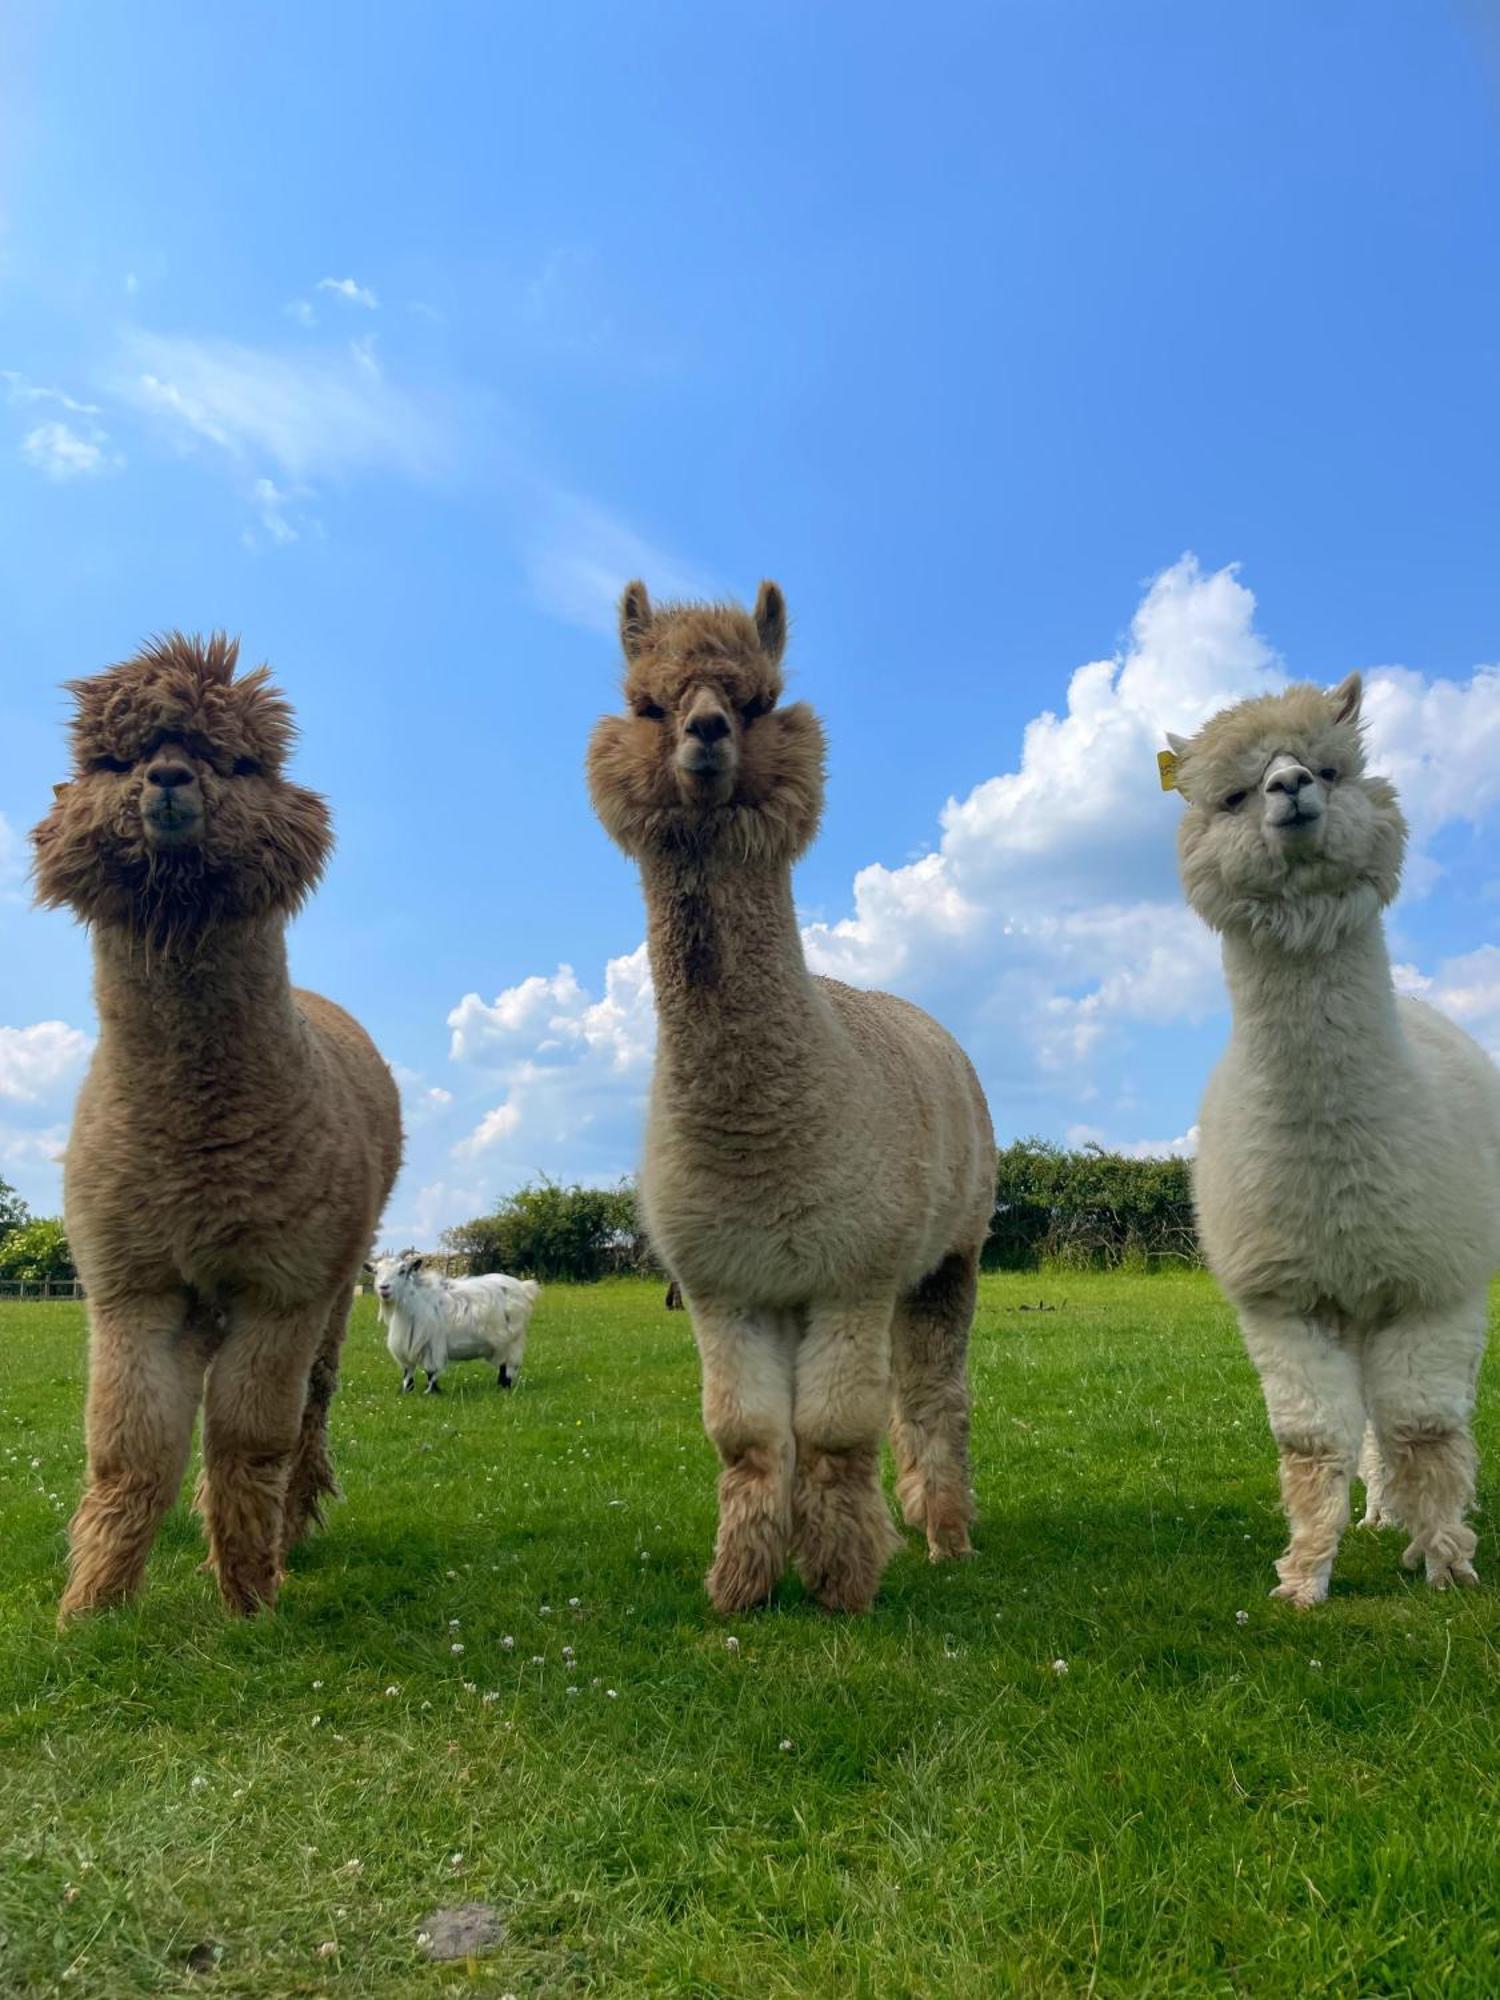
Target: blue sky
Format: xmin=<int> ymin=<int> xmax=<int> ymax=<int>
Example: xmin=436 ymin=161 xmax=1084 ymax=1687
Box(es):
xmin=3 ymin=1 xmax=1499 ymax=1245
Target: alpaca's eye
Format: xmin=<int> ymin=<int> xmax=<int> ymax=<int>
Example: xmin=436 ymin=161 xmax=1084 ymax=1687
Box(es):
xmin=1222 ymin=790 xmax=1247 ymax=812
xmin=1319 ymin=767 xmax=1338 ymax=783
xmin=92 ymin=755 xmax=132 ymax=774
xmin=232 ymin=757 xmax=261 ymax=777
xmin=636 ymin=703 xmax=666 ymax=722
xmin=741 ymin=694 xmax=774 ymax=723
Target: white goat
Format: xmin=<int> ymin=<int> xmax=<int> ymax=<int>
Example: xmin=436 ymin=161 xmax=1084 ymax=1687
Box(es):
xmin=370 ymin=1253 xmax=539 ymax=1394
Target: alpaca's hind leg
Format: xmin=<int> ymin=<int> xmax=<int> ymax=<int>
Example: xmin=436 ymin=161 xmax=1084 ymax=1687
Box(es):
xmin=59 ymin=1294 xmax=206 ymax=1626
xmin=1366 ymin=1303 xmax=1485 ymax=1591
xmin=693 ymin=1303 xmax=797 ymax=1614
xmin=890 ymin=1250 xmax=979 ymax=1562
xmin=1356 ymin=1422 xmax=1399 ymax=1530
xmin=281 ymin=1285 xmax=353 ymax=1560
xmin=1240 ymin=1309 xmax=1363 ymax=1608
xmin=201 ymin=1301 xmax=328 ymax=1615
xmin=792 ymin=1301 xmax=903 ymax=1614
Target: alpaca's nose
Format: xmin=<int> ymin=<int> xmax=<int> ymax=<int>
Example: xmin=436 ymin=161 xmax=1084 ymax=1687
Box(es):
xmin=684 ymin=709 xmax=731 ymax=745
xmin=1266 ymin=763 xmax=1313 ymax=797
xmin=146 ymin=758 xmax=196 ymax=790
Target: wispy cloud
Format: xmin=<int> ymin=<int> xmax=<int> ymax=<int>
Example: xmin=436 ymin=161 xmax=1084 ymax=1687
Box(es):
xmin=318 ymin=276 xmax=378 ymax=309
xmin=3 ymin=369 xmax=102 ymax=417
xmin=120 ymin=329 xmax=448 ymax=480
xmin=5 ymin=372 xmax=121 ymax=479
xmin=284 ymin=299 xmax=318 ymax=328
xmin=522 ymin=487 xmax=711 ymax=636
xmin=19 ymin=420 xmax=117 ymax=480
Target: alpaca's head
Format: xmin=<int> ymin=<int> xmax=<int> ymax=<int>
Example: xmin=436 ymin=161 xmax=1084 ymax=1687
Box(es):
xmin=1170 ymin=674 xmax=1406 ymax=944
xmin=32 ymin=633 xmax=332 ymax=944
xmin=587 ymin=581 xmax=825 ymax=864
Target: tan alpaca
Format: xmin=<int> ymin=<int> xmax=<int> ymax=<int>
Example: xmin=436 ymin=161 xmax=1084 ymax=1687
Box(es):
xmin=588 ymin=582 xmax=995 ymax=1614
xmin=32 ymin=635 xmax=402 ymax=1623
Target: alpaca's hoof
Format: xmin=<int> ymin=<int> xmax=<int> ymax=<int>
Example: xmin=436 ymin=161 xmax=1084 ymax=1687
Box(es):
xmin=926 ymin=1528 xmax=975 ymax=1564
xmin=1269 ymin=1576 xmax=1328 ymax=1609
xmin=1358 ymin=1505 xmax=1400 ymax=1530
xmin=809 ymin=1574 xmax=880 ymax=1616
xmin=706 ymin=1550 xmax=779 ymax=1616
xmin=1424 ymin=1556 xmax=1480 ymax=1591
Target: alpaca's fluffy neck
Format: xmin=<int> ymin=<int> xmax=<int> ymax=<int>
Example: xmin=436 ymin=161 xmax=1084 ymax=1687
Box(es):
xmin=1220 ymin=905 xmax=1409 ymax=1114
xmin=91 ymin=916 xmax=306 ymax=1083
xmin=641 ymin=845 xmax=827 ymax=1108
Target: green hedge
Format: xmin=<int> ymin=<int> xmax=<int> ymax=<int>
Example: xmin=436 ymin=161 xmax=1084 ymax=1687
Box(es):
xmin=445 ymin=1144 xmax=1200 ymax=1285
xmin=987 ymin=1137 xmax=1198 ymax=1270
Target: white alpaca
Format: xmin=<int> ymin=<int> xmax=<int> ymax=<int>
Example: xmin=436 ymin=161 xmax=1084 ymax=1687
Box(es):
xmin=371 ymin=1254 xmax=539 ymax=1395
xmin=1168 ymin=673 xmax=1500 ymax=1605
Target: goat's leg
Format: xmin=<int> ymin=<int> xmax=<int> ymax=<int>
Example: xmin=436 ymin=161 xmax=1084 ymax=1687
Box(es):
xmin=793 ymin=1299 xmax=903 ymax=1614
xmin=59 ymin=1290 xmax=206 ymax=1626
xmin=1240 ymin=1309 xmax=1364 ymax=1608
xmin=201 ymin=1299 xmax=329 ymax=1615
xmin=1366 ymin=1300 xmax=1486 ymax=1590
xmin=692 ymin=1301 xmax=797 ymax=1614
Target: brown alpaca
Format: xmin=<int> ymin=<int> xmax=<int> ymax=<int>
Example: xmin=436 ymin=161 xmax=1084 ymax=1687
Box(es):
xmin=32 ymin=634 xmax=402 ymax=1623
xmin=588 ymin=582 xmax=996 ymax=1615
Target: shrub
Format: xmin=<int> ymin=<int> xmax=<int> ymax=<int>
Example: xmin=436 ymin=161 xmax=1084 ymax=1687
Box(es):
xmin=444 ymin=1179 xmax=656 ymax=1284
xmin=0 ymin=1216 xmax=75 ymax=1283
xmin=986 ymin=1138 xmax=1197 ymax=1271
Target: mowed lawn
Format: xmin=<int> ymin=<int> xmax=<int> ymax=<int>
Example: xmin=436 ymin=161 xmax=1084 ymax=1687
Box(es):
xmin=3 ymin=1277 xmax=1500 ymax=1998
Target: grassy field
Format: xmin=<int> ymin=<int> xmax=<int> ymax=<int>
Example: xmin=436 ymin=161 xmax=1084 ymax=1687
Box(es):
xmin=2 ymin=1275 xmax=1499 ymax=1998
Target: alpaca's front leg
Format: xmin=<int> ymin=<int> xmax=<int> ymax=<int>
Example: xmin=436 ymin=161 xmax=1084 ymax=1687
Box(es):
xmin=202 ymin=1300 xmax=329 ymax=1615
xmin=1366 ymin=1301 xmax=1486 ymax=1590
xmin=1240 ymin=1309 xmax=1364 ymax=1608
xmin=692 ymin=1303 xmax=796 ymax=1614
xmin=59 ymin=1292 xmax=206 ymax=1626
xmin=793 ymin=1300 xmax=902 ymax=1614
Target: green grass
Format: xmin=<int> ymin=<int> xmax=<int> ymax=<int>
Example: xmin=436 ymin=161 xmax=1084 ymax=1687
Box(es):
xmin=3 ymin=1275 xmax=1499 ymax=1998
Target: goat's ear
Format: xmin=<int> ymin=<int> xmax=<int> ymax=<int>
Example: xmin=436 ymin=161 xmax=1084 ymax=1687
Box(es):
xmin=1330 ymin=671 xmax=1362 ymax=724
xmin=753 ymin=580 xmax=787 ymax=665
xmin=410 ymin=1253 xmax=425 ymax=1271
xmin=620 ymin=580 xmax=654 ymax=661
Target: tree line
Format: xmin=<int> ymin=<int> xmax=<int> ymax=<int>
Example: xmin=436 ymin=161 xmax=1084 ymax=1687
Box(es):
xmin=441 ymin=1141 xmax=1199 ymax=1282
xmin=1 ymin=1141 xmax=1198 ymax=1292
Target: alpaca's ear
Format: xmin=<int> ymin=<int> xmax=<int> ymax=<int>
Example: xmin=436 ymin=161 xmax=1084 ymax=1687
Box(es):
xmin=1330 ymin=671 xmax=1362 ymax=724
xmin=753 ymin=581 xmax=787 ymax=665
xmin=1165 ymin=732 xmax=1189 ymax=758
xmin=620 ymin=580 xmax=654 ymax=661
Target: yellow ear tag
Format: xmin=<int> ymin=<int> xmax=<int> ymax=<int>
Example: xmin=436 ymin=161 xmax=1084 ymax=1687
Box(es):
xmin=1157 ymin=749 xmax=1180 ymax=792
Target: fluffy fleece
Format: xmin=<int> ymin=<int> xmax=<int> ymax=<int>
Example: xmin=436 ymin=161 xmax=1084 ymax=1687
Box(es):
xmin=371 ymin=1253 xmax=538 ymax=1392
xmin=33 ymin=633 xmax=402 ymax=1622
xmin=588 ymin=581 xmax=996 ymax=1616
xmin=1170 ymin=673 xmax=1500 ymax=1604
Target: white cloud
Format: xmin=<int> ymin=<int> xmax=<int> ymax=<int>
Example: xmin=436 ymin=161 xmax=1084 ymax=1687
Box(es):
xmin=247 ymin=475 xmax=300 ymax=547
xmin=20 ymin=420 xmax=114 ymax=480
xmin=1067 ymin=1122 xmax=1199 ymax=1159
xmin=0 ymin=1022 xmax=92 ymax=1103
xmin=121 ymin=330 xmax=446 ymax=480
xmin=1396 ymin=946 xmax=1500 ymax=1063
xmin=318 ymin=277 xmax=379 ymax=309
xmin=0 ymin=1022 xmax=91 ymax=1216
